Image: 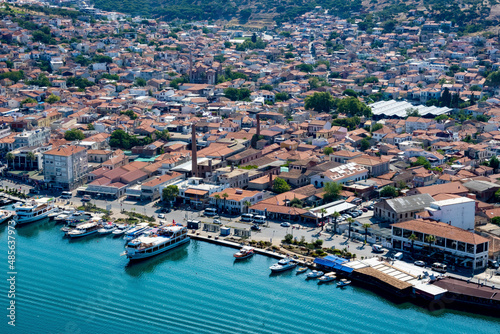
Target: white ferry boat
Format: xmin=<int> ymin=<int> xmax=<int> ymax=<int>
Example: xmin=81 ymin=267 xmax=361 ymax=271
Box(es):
xmin=14 ymin=198 xmax=56 ymax=224
xmin=66 ymin=220 xmax=101 ymax=238
xmin=122 ymin=223 xmax=190 ymax=260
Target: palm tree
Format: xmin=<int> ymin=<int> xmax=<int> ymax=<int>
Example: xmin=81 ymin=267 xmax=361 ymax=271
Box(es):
xmin=408 ymin=233 xmax=417 ymax=256
xmin=362 ymin=223 xmax=371 ymax=243
xmin=26 ymin=152 xmax=36 ymax=171
xmin=425 ymin=235 xmax=436 ymax=254
xmin=5 ymin=152 xmax=14 ymax=170
xmin=221 ymin=192 xmax=229 ymax=213
xmin=214 ymin=194 xmax=221 ymax=213
xmin=346 ymin=217 xmax=354 ymax=240
xmin=243 ymin=200 xmax=252 ymax=213
xmin=332 ymin=211 xmax=340 ymax=234
xmin=319 ymin=208 xmax=327 ymax=225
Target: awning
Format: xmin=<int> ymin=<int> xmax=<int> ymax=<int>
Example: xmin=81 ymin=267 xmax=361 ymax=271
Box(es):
xmin=185 ymin=189 xmax=209 ymax=196
xmin=314 ymin=255 xmax=353 ymax=272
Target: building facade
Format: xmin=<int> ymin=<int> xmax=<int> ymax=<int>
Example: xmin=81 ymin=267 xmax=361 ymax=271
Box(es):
xmin=43 ymin=145 xmax=88 ymax=190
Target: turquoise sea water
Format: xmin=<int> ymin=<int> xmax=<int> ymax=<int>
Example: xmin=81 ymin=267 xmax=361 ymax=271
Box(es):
xmin=1 ymin=219 xmax=500 ymax=334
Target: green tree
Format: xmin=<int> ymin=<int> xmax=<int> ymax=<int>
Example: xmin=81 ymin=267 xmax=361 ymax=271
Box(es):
xmin=5 ymin=152 xmax=14 ymax=170
xmin=490 ymin=156 xmax=500 ymax=171
xmin=21 ymin=98 xmax=37 ymax=106
xmin=491 ymin=216 xmax=500 ymax=226
xmin=64 ymin=129 xmax=85 ymax=141
xmin=336 ymin=97 xmax=372 ymax=117
xmin=87 ymin=123 xmax=95 ymax=130
xmin=425 ymin=234 xmax=436 ymax=252
xmin=46 ymin=94 xmax=61 ymax=104
xmin=332 ymin=211 xmax=340 ymax=234
xmin=289 ymin=197 xmax=303 ymax=208
xmin=347 ymin=217 xmax=354 ymax=240
xmin=272 ymin=177 xmax=290 ymax=194
xmin=134 ymin=78 xmax=147 ymax=87
xmin=362 ymin=223 xmax=371 ymax=243
xmin=486 ymin=71 xmax=500 ymax=86
xmin=214 ymin=194 xmax=221 ymax=213
xmin=275 ymin=92 xmax=290 ymax=101
xmin=412 ymin=156 xmax=431 ymax=169
xmin=323 ymin=147 xmax=333 ymax=155
xmin=380 ymin=186 xmax=398 ymax=198
xmin=323 ymin=182 xmax=342 ymax=202
xmin=343 ymin=89 xmax=358 ymax=97
xmin=304 ymin=92 xmax=335 ymax=112
xmin=251 ymin=32 xmax=257 ymax=43
xmin=408 ymin=233 xmax=417 ymax=256
xmin=121 ymin=110 xmax=138 ymax=120
xmin=360 ymin=138 xmax=370 ymax=151
xmin=221 ymin=192 xmax=229 ymax=212
xmin=406 ymin=108 xmax=420 ymax=117
xmin=162 ymin=185 xmax=179 ymax=203
xmin=243 ymin=200 xmax=252 ymax=213
xmin=296 ymin=63 xmax=314 ymax=73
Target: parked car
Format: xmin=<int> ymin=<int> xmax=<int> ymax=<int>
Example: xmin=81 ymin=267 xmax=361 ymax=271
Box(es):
xmin=362 ymin=208 xmax=368 ymax=212
xmin=367 ymin=205 xmax=374 ymax=210
xmin=488 ymin=259 xmax=499 ymax=269
xmin=251 ymin=225 xmax=261 ymax=231
xmin=280 ymin=222 xmax=291 ymax=227
xmin=213 ymin=219 xmax=221 ymax=224
xmin=414 ymin=260 xmax=426 ymax=267
xmin=158 ymin=214 xmax=165 ymax=219
xmin=82 ymin=195 xmax=91 ymax=202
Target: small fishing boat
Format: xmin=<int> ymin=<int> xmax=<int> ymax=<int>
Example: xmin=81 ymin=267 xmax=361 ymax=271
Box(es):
xmin=296 ymin=267 xmax=308 ymax=274
xmin=112 ymin=224 xmax=129 ymax=237
xmin=337 ymin=278 xmax=351 ymax=287
xmin=318 ymin=272 xmax=336 ymax=283
xmin=306 ymin=270 xmax=324 ymax=279
xmin=98 ymin=222 xmax=116 ymax=235
xmin=234 ymin=246 xmax=254 ymax=260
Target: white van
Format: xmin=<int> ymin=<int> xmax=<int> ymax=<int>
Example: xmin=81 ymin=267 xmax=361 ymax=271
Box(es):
xmin=432 ymin=262 xmax=447 ymax=273
xmin=61 ymin=191 xmax=72 ymax=199
xmin=241 ymin=213 xmax=254 ymax=222
xmin=393 ymin=252 xmax=403 ymax=260
xmin=253 ymin=215 xmax=266 ymax=224
xmin=204 ymin=208 xmax=217 ymax=216
xmin=372 ymin=244 xmax=384 ymax=253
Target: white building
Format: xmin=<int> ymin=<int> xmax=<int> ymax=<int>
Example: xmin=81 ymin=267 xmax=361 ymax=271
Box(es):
xmin=424 ymin=197 xmax=476 ymax=231
xmin=13 ymin=128 xmax=50 ymax=149
xmin=43 ymin=145 xmax=88 ymax=190
xmin=310 ymin=162 xmax=368 ymax=187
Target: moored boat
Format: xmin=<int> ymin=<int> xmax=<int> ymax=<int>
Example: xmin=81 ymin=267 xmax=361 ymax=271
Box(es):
xmin=0 ymin=210 xmax=16 ymax=224
xmin=14 ymin=197 xmax=56 ymax=225
xmin=234 ymin=246 xmax=254 ymax=260
xmin=112 ymin=224 xmax=129 ymax=237
xmin=318 ymin=272 xmax=336 ymax=283
xmin=306 ymin=270 xmax=324 ymax=279
xmin=270 ymin=258 xmax=297 ymax=272
xmin=296 ymin=267 xmax=308 ymax=274
xmin=66 ymin=220 xmax=101 ymax=238
xmin=337 ymin=278 xmax=351 ymax=287
xmin=98 ymin=222 xmax=116 ymax=235
xmin=123 ymin=223 xmax=150 ymax=242
xmin=122 ymin=223 xmax=190 ymax=260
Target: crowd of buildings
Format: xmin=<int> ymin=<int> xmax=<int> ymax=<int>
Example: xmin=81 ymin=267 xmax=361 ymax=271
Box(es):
xmin=0 ymin=3 xmax=499 ymax=271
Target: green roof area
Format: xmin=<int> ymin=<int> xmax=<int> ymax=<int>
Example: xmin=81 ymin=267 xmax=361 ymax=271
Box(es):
xmin=135 ymin=155 xmax=160 ymax=162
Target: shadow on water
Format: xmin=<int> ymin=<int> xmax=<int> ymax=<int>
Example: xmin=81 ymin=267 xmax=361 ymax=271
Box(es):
xmin=66 ymin=233 xmax=102 ymax=244
xmin=15 ymin=218 xmax=53 ymax=238
xmin=269 ymin=269 xmax=296 ymax=278
xmin=124 ymin=242 xmax=190 ymax=278
xmin=233 ymin=256 xmax=254 ymax=266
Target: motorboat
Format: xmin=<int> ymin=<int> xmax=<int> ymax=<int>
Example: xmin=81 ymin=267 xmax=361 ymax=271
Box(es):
xmin=54 ymin=209 xmax=75 ymax=222
xmin=14 ymin=197 xmax=56 ymax=225
xmin=123 ymin=223 xmax=150 ymax=242
xmin=296 ymin=267 xmax=308 ymax=274
xmin=234 ymin=246 xmax=254 ymax=260
xmin=0 ymin=210 xmax=16 ymax=224
xmin=306 ymin=270 xmax=324 ymax=279
xmin=112 ymin=224 xmax=129 ymax=237
xmin=122 ymin=223 xmax=190 ymax=260
xmin=318 ymin=273 xmax=336 ymax=283
xmin=270 ymin=258 xmax=297 ymax=272
xmin=337 ymin=279 xmax=351 ymax=287
xmin=47 ymin=207 xmax=60 ymax=219
xmin=66 ymin=221 xmax=101 ymax=238
xmin=65 ymin=211 xmax=91 ymax=225
xmin=98 ymin=222 xmax=116 ymax=235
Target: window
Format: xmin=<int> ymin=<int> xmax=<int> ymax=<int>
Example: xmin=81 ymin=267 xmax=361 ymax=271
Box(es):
xmin=403 ymin=229 xmax=412 ymax=238
xmin=435 ymin=236 xmax=445 ymax=247
xmin=446 ymin=239 xmax=456 ymax=249
xmin=393 ymin=227 xmax=402 ymax=237
xmin=466 ymin=243 xmax=474 ymax=254
xmin=457 ymin=241 xmax=466 ymax=252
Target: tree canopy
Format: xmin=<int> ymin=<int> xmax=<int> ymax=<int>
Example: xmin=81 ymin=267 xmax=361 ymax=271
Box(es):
xmin=273 ymin=177 xmax=291 ymax=194
xmin=64 ymin=129 xmax=85 ymax=141
xmin=162 ymin=185 xmax=179 ymax=202
xmin=304 ymin=92 xmax=335 ymax=112
xmin=380 ymin=185 xmax=398 ymax=198
xmin=336 ymin=97 xmax=372 ymax=117
xmin=323 ymin=182 xmax=342 ymax=203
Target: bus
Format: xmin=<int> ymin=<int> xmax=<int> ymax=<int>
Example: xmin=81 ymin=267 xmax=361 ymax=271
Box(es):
xmin=241 ymin=213 xmax=254 ymax=222
xmin=431 ymin=262 xmax=447 ymax=273
xmin=61 ymin=191 xmax=72 ymax=199
xmin=204 ymin=208 xmax=217 ymax=216
xmin=253 ymin=215 xmax=266 ymax=224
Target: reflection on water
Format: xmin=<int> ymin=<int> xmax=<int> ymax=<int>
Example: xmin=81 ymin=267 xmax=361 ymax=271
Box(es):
xmin=15 ymin=218 xmax=53 ymax=238
xmin=124 ymin=243 xmax=189 ymax=277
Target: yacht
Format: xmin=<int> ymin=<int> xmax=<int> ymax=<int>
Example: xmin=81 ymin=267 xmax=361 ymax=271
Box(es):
xmin=318 ymin=273 xmax=336 ymax=283
xmin=66 ymin=221 xmax=101 ymax=238
xmin=112 ymin=224 xmax=129 ymax=237
xmin=98 ymin=222 xmax=116 ymax=235
xmin=0 ymin=210 xmax=15 ymax=224
xmin=123 ymin=223 xmax=151 ymax=242
xmin=122 ymin=223 xmax=190 ymax=260
xmin=270 ymin=258 xmax=297 ymax=272
xmin=233 ymin=246 xmax=254 ymax=260
xmin=14 ymin=198 xmax=56 ymax=225
xmin=306 ymin=270 xmax=324 ymax=279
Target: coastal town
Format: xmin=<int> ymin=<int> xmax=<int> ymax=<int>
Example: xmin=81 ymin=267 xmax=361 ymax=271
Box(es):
xmin=1 ymin=1 xmax=500 ymax=315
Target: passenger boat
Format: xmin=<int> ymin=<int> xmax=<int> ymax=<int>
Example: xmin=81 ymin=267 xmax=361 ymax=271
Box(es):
xmin=233 ymin=246 xmax=254 ymax=260
xmin=296 ymin=267 xmax=308 ymax=274
xmin=337 ymin=279 xmax=351 ymax=287
xmin=66 ymin=220 xmax=101 ymax=238
xmin=123 ymin=223 xmax=150 ymax=242
xmin=112 ymin=224 xmax=129 ymax=237
xmin=14 ymin=197 xmax=56 ymax=224
xmin=122 ymin=223 xmax=190 ymax=260
xmin=269 ymin=258 xmax=298 ymax=272
xmin=98 ymin=222 xmax=116 ymax=235
xmin=0 ymin=210 xmax=15 ymax=224
xmin=306 ymin=270 xmax=324 ymax=279
xmin=318 ymin=272 xmax=336 ymax=283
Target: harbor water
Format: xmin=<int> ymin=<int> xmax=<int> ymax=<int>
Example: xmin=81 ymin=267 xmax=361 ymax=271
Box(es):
xmin=1 ymin=219 xmax=500 ymax=334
